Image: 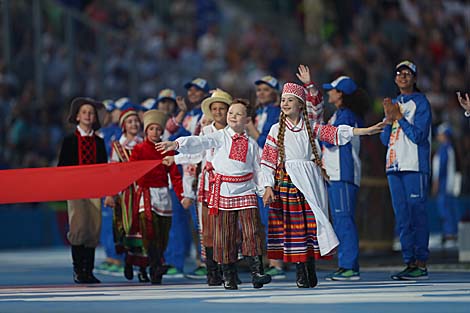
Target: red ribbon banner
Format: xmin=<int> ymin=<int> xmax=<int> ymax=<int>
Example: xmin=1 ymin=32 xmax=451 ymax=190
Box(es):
xmin=0 ymin=160 xmax=161 ymax=204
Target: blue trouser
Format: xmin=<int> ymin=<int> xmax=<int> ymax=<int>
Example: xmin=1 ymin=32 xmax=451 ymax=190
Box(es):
xmin=100 ymin=204 xmax=123 ymax=260
xmin=328 ymin=181 xmax=359 ymax=271
xmin=164 ymin=189 xmax=192 ymax=272
xmin=257 ymin=197 xmax=269 ymax=244
xmin=387 ymin=171 xmax=430 ymax=264
xmin=437 ymin=193 xmax=458 ymax=236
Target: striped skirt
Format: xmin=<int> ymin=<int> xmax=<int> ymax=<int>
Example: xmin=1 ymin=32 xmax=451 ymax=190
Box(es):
xmin=267 ymin=167 xmax=325 ymax=263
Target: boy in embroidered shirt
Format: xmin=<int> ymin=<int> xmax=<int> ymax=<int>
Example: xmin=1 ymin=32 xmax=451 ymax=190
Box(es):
xmin=163 ymin=89 xmax=232 ymax=286
xmin=58 ymin=97 xmax=107 ymax=284
xmin=129 ymin=110 xmax=187 ymax=284
xmin=157 ymin=100 xmax=272 ymax=290
xmin=261 ymin=82 xmax=384 ymax=288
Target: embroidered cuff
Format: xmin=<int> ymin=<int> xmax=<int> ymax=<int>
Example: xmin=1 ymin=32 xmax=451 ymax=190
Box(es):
xmin=303 ymin=82 xmax=316 ymax=89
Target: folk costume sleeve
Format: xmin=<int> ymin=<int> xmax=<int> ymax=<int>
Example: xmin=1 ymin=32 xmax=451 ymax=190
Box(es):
xmin=175 ymin=132 xmax=222 ymax=155
xmin=310 ymin=121 xmax=354 ymax=146
xmin=260 ymin=125 xmax=279 ymax=188
xmin=167 ymin=153 xmax=184 ymax=202
xmin=305 ymin=81 xmax=324 ymax=123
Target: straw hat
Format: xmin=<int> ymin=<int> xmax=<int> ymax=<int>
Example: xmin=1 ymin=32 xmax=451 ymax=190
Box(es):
xmin=143 ymin=109 xmax=169 ymax=131
xmin=201 ymin=89 xmax=232 ymax=120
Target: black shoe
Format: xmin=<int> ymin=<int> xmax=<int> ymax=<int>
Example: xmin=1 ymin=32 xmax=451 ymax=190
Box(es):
xmin=296 ymin=262 xmax=309 ymax=288
xmin=73 ymin=270 xmax=89 ymax=284
xmin=138 ymin=268 xmax=150 ymax=283
xmin=222 ymin=264 xmax=238 ymax=290
xmin=124 ymin=263 xmax=134 ymax=280
xmin=84 ymin=272 xmax=101 ymax=284
xmin=245 ymin=255 xmax=271 ymax=289
xmin=306 ymin=257 xmax=318 ymax=288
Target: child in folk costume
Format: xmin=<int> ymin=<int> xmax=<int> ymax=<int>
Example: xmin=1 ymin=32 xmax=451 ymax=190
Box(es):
xmin=157 ymin=99 xmax=272 ymax=290
xmin=104 ymin=108 xmax=150 ymax=282
xmin=58 ymin=97 xmax=107 ymax=284
xmin=129 ymin=110 xmax=187 ymax=284
xmin=261 ymin=83 xmax=384 ymax=288
xmin=163 ymin=89 xmax=231 ymax=286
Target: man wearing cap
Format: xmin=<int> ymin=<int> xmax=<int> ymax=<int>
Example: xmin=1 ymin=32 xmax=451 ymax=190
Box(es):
xmin=381 ymin=60 xmax=432 ymax=280
xmin=165 ymin=78 xmax=211 ymax=279
xmin=58 ymin=97 xmax=108 ymax=284
xmin=432 ymin=123 xmax=459 ymax=249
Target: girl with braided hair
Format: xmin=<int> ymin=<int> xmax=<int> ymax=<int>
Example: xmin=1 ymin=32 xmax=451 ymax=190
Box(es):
xmin=261 ymin=81 xmax=384 ymax=288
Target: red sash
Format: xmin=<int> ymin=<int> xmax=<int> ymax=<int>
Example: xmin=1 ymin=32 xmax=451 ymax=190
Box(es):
xmin=208 ymin=172 xmax=253 ymax=215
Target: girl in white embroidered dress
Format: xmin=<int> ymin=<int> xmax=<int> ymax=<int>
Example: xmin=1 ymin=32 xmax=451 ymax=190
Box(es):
xmin=261 ymin=82 xmax=384 ymax=288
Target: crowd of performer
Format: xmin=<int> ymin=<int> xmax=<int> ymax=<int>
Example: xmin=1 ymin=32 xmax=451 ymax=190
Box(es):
xmin=58 ymin=61 xmax=470 ymax=289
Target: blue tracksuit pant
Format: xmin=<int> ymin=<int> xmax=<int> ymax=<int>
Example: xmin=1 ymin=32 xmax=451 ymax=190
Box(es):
xmin=328 ymin=181 xmax=359 ymax=271
xmin=100 ymin=204 xmax=123 ymax=261
xmin=437 ymin=193 xmax=458 ymax=236
xmin=164 ymin=189 xmax=192 ymax=272
xmin=387 ymin=171 xmax=430 ymax=264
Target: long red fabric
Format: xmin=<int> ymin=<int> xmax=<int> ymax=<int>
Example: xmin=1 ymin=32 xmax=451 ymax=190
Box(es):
xmin=0 ymin=160 xmax=161 ymax=204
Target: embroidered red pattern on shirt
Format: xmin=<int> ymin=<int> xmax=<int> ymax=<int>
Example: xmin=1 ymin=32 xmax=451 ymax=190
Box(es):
xmin=266 ymin=135 xmax=277 ymax=144
xmin=216 ymin=194 xmax=258 ymax=210
xmin=229 ymin=133 xmax=248 ymax=162
xmin=76 ymin=131 xmax=96 ymax=165
xmin=319 ymin=124 xmax=337 ymax=144
xmin=262 ymin=144 xmax=278 ymax=166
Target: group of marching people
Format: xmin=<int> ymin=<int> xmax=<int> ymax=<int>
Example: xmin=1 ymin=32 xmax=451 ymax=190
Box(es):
xmin=58 ymin=60 xmax=469 ymax=289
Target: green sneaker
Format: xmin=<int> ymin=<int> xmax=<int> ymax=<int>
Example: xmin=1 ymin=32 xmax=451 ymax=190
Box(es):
xmin=400 ymin=267 xmax=428 ymax=280
xmin=265 ymin=266 xmax=286 ymax=279
xmin=105 ymin=264 xmax=124 ymax=277
xmin=331 ymin=269 xmax=360 ymax=281
xmin=163 ymin=266 xmax=184 ymax=279
xmin=95 ymin=262 xmax=112 ymax=274
xmin=325 ymin=268 xmax=345 ymax=281
xmin=185 ymin=266 xmax=207 ymax=279
xmin=391 ymin=265 xmax=415 ymax=280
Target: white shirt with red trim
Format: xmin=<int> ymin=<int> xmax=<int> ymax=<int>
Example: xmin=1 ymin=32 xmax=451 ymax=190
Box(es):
xmin=175 ymin=127 xmax=263 ymax=211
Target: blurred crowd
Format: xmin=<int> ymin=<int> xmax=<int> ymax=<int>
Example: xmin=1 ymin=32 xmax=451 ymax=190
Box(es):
xmin=0 ymin=0 xmax=469 ymax=195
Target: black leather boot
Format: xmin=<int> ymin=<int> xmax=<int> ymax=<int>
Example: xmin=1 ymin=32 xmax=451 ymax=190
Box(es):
xmin=124 ymin=261 xmax=134 ymax=280
xmin=222 ymin=263 xmax=238 ymax=290
xmin=306 ymin=257 xmax=318 ymax=288
xmin=206 ymin=247 xmax=222 ymax=286
xmin=296 ymin=262 xmax=309 ymax=288
xmin=245 ymin=255 xmax=271 ymax=289
xmin=148 ymin=246 xmax=165 ymax=285
xmin=138 ymin=267 xmax=150 ymax=283
xmin=83 ymin=247 xmax=101 ymax=284
xmin=71 ymin=245 xmax=87 ymax=284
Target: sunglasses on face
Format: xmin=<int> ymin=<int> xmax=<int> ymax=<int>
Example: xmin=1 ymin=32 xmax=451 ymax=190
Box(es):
xmin=396 ymin=70 xmax=413 ymax=78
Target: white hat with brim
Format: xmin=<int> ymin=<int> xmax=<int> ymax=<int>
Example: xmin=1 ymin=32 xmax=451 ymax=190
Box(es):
xmin=201 ymin=89 xmax=232 ymax=120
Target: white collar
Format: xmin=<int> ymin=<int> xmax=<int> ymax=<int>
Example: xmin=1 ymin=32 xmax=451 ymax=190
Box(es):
xmin=77 ymin=125 xmax=94 ymax=136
